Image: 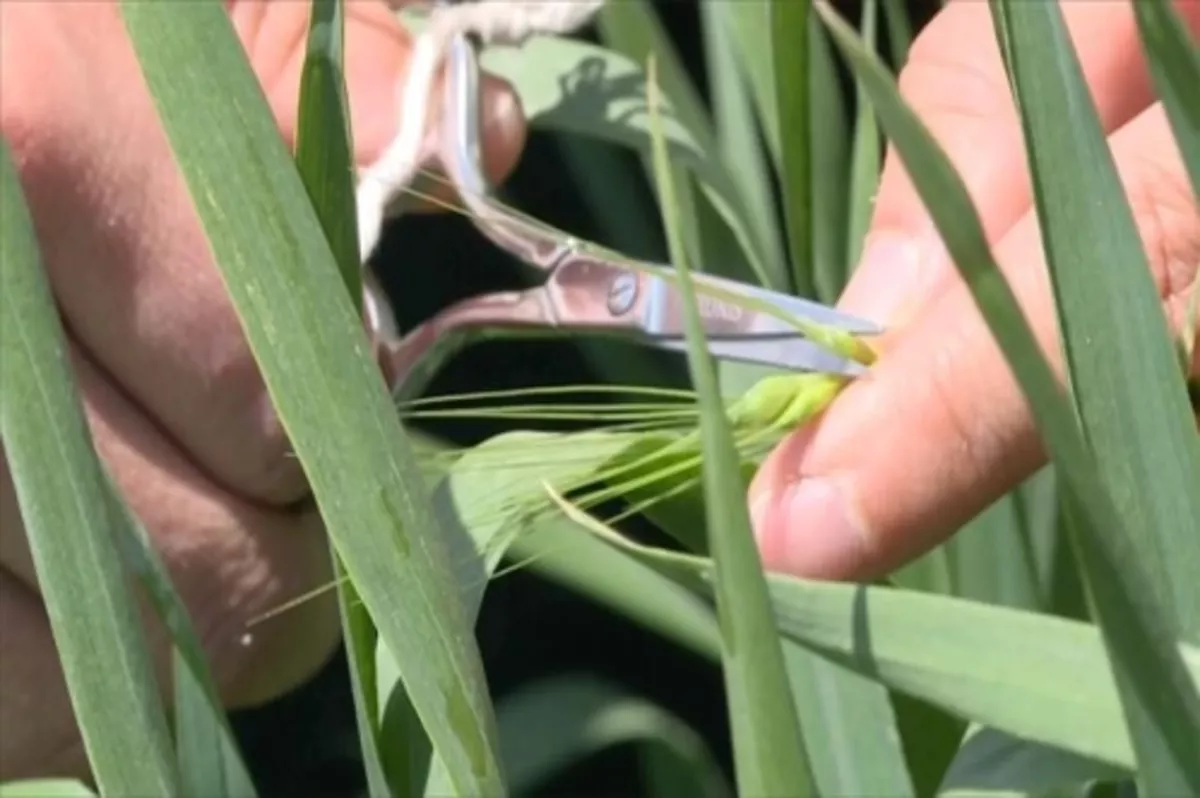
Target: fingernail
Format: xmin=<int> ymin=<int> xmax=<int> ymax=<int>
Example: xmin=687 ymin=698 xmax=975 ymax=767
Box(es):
xmin=752 ymin=477 xmax=868 ymax=577
xmin=844 ymin=232 xmax=929 ymax=325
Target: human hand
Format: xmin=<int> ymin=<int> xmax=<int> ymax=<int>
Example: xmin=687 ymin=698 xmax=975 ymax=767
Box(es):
xmin=749 ymin=1 xmax=1200 ymax=580
xmin=0 ymin=1 xmax=525 ymax=779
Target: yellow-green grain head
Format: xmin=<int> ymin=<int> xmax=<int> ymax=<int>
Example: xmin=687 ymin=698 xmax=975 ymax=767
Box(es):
xmin=726 ymin=324 xmax=878 ymax=436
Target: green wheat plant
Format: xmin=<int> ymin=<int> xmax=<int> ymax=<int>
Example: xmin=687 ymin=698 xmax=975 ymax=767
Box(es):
xmin=1 ymin=0 xmax=1198 ymax=796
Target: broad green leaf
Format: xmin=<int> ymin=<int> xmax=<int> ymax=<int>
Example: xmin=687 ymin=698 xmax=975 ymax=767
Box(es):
xmin=816 ymin=4 xmax=1200 ymax=790
xmin=721 ymin=1 xmax=781 ymax=166
xmin=576 ymin=522 xmax=1200 ymax=771
xmin=992 ymin=0 xmax=1200 ymax=640
xmin=295 ymin=0 xmax=360 ymax=303
xmin=494 ymin=675 xmax=731 ymax=798
xmin=770 ymin=568 xmax=1200 ymax=775
xmin=939 ymin=727 xmax=1127 ymax=797
xmin=781 ymin=646 xmax=916 ymax=797
xmin=0 ymin=143 xmax=178 ymax=796
xmin=117 ymin=4 xmax=503 ymax=794
xmin=173 ymin=661 xmax=244 ymax=797
xmin=992 ymin=2 xmax=1200 ymax=789
xmin=646 ymin=55 xmax=817 ymax=796
xmin=880 ymin=0 xmax=914 ymax=69
xmin=291 ymin=2 xmax=389 ymax=795
xmin=1132 ymin=0 xmax=1200 ymax=198
xmin=1130 ymin=0 xmax=1200 ymax=389
xmin=772 ymin=0 xmax=816 ymax=298
xmin=943 ymin=490 xmax=1050 ymax=611
xmin=700 ymin=1 xmax=787 ymax=289
xmin=809 ymin=17 xmax=853 ymax=301
xmin=944 ymin=467 xmax=1060 ymax=614
xmin=891 ymin=542 xmax=954 ymax=596
xmin=902 ymin=469 xmax=1060 ymax=611
xmin=173 ymin=645 xmax=255 ymax=798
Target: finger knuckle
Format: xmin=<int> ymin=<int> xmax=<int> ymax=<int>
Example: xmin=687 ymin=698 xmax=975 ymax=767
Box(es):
xmin=899 ymin=9 xmax=1013 ymax=129
xmin=924 ymin=331 xmax=992 ymax=470
xmin=1121 ymin=150 xmax=1200 ymax=309
xmin=159 ymin=505 xmax=340 ymax=709
xmin=232 ymin=2 xmax=303 ymax=101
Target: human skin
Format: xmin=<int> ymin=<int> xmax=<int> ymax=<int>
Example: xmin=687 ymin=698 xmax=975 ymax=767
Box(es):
xmin=0 ymin=0 xmax=526 ymax=779
xmin=749 ymin=1 xmax=1200 ymax=580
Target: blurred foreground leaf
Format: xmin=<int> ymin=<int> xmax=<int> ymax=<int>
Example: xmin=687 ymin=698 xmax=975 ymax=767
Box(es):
xmin=117 ymin=3 xmax=504 ymax=793
xmin=646 ymin=54 xmax=816 ymax=796
xmin=994 ymin=0 xmax=1200 ymax=641
xmin=1132 ymin=0 xmax=1200 ymax=196
xmin=0 ymin=142 xmax=178 ymax=797
xmin=992 ymin=1 xmax=1200 ymax=789
xmin=291 ymin=1 xmax=391 ymax=795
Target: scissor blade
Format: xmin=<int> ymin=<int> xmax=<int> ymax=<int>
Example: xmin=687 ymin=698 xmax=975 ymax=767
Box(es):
xmin=655 ymin=336 xmax=870 ymax=378
xmin=682 ymin=269 xmax=885 ymax=335
xmin=638 ymin=270 xmax=885 ymax=344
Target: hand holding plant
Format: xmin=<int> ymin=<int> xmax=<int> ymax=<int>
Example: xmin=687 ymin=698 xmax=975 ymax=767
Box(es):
xmin=750 ymin=0 xmax=1200 ymax=581
xmin=0 ymin=0 xmax=525 ymax=780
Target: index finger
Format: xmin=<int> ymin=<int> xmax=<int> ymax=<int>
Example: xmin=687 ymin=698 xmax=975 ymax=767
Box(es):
xmin=749 ymin=103 xmax=1200 ymax=581
xmin=840 ymin=0 xmax=1199 ymax=327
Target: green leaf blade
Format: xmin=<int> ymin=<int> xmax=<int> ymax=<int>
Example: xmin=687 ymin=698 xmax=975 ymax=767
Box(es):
xmin=782 ymin=647 xmax=916 ymax=797
xmin=295 ymin=0 xmax=361 ymax=305
xmin=645 ymin=57 xmax=817 ymax=797
xmin=994 ymin=0 xmax=1200 ymax=642
xmin=1132 ymin=0 xmax=1200 ymax=199
xmin=116 ymin=3 xmax=505 ymax=794
xmin=0 ymin=143 xmax=179 ymax=796
xmin=292 ymin=2 xmax=392 ymax=795
xmin=771 ymin=0 xmax=816 ymax=297
xmin=700 ymin=1 xmax=787 ymax=290
xmin=808 ymin=18 xmax=854 ymax=302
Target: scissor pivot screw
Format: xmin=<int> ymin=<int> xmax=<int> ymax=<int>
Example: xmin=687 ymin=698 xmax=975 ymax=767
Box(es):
xmin=608 ymin=273 xmax=638 ymax=315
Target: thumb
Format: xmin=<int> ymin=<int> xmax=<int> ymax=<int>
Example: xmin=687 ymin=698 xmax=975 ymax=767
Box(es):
xmin=840 ymin=0 xmax=1174 ymax=328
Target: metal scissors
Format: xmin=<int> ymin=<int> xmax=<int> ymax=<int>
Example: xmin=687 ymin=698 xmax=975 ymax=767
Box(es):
xmin=367 ymin=30 xmax=884 ymax=400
